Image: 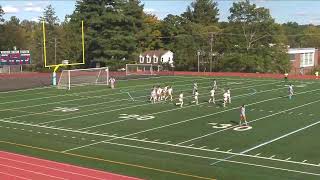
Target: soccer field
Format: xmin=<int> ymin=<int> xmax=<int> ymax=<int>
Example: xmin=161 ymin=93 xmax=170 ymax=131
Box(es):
xmin=0 ymin=75 xmax=320 ymax=180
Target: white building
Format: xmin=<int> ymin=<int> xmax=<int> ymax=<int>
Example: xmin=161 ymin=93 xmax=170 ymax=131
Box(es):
xmin=138 ymin=50 xmax=174 ymax=66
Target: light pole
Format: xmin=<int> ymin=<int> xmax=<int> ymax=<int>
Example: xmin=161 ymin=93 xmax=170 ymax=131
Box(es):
xmin=197 ymin=50 xmax=201 ymax=72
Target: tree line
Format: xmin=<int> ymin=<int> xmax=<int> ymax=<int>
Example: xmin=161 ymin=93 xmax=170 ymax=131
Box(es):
xmin=0 ymin=0 xmax=320 ymax=73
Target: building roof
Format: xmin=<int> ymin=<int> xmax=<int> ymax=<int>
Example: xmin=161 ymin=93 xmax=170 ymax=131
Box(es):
xmin=288 ymin=48 xmax=316 ymax=54
xmin=141 ymin=50 xmax=171 ymax=57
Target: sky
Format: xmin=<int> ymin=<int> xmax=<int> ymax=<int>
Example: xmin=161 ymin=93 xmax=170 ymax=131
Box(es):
xmin=1 ymin=0 xmax=320 ymax=25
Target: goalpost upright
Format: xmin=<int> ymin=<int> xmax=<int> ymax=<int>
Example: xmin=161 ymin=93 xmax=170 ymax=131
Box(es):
xmin=42 ymin=20 xmax=86 ymax=85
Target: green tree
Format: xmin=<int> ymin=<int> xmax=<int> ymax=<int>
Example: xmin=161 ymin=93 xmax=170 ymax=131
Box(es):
xmin=0 ymin=5 xmax=4 ymax=23
xmin=182 ymin=0 xmax=219 ymax=25
xmin=300 ymin=25 xmax=320 ymax=48
xmin=69 ymin=0 xmax=145 ymax=68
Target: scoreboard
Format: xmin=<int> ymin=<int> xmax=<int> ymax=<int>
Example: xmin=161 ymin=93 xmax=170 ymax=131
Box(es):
xmin=0 ymin=50 xmax=31 ymax=65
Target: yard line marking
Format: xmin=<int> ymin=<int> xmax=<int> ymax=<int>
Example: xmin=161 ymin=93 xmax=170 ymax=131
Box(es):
xmin=270 ymin=155 xmax=276 ymax=158
xmin=227 ymin=149 xmax=232 ymax=152
xmin=78 ymin=86 xmax=285 ymax=131
xmin=255 ymin=153 xmax=261 ymax=156
xmin=285 ymin=157 xmax=291 ymax=161
xmin=42 ymin=80 xmax=276 ymax=126
xmin=200 ymin=146 xmax=207 ymax=149
xmin=103 ymin=141 xmax=320 ymax=177
xmin=211 ymin=118 xmax=320 ymax=165
xmin=176 ymin=96 xmax=320 ymax=145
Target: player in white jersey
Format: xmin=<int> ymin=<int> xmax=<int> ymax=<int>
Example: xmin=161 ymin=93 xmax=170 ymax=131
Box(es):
xmin=288 ymin=84 xmax=294 ymax=100
xmin=223 ymin=91 xmax=228 ymax=107
xmin=166 ymin=86 xmax=173 ymax=101
xmin=239 ymin=104 xmax=248 ymax=126
xmin=150 ymin=87 xmax=157 ymax=104
xmin=209 ymin=88 xmax=215 ymax=104
xmin=227 ymin=88 xmax=231 ymax=104
xmin=193 ymin=82 xmax=198 ymax=95
xmin=175 ymin=92 xmax=184 ymax=107
xmin=109 ymin=77 xmax=116 ymax=89
xmin=212 ymin=79 xmax=217 ymax=90
xmin=315 ymin=71 xmax=319 ymax=79
xmin=191 ymin=90 xmax=199 ymax=105
xmin=157 ymin=86 xmax=163 ymax=101
xmin=163 ymin=86 xmax=168 ymax=100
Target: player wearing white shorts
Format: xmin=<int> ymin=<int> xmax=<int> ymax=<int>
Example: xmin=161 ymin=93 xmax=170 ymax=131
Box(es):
xmin=239 ymin=104 xmax=248 ymax=126
xmin=150 ymin=87 xmax=157 ymax=104
xmin=209 ymin=88 xmax=215 ymax=104
xmin=223 ymin=91 xmax=228 ymax=107
xmin=213 ymin=79 xmax=217 ymax=90
xmin=176 ymin=92 xmax=184 ymax=107
xmin=166 ymin=86 xmax=173 ymax=101
xmin=157 ymin=86 xmax=163 ymax=101
xmin=163 ymin=86 xmax=168 ymax=100
xmin=109 ymin=77 xmax=116 ymax=89
xmin=192 ymin=90 xmax=199 ymax=105
xmin=288 ymin=84 xmax=294 ymax=100
xmin=193 ymin=82 xmax=198 ymax=95
xmin=227 ymin=88 xmax=231 ymax=104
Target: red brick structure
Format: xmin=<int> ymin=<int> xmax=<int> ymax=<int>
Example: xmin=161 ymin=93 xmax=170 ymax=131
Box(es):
xmin=288 ymin=48 xmax=318 ymax=75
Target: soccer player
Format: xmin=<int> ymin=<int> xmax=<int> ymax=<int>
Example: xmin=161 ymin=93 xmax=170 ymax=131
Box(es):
xmin=315 ymin=71 xmax=319 ymax=79
xmin=223 ymin=91 xmax=228 ymax=107
xmin=284 ymin=72 xmax=289 ymax=83
xmin=163 ymin=85 xmax=168 ymax=100
xmin=192 ymin=90 xmax=199 ymax=105
xmin=239 ymin=104 xmax=248 ymax=126
xmin=166 ymin=86 xmax=173 ymax=101
xmin=193 ymin=81 xmax=198 ymax=95
xmin=157 ymin=86 xmax=163 ymax=101
xmin=150 ymin=86 xmax=157 ymax=103
xmin=288 ymin=84 xmax=294 ymax=100
xmin=212 ymin=79 xmax=217 ymax=90
xmin=109 ymin=77 xmax=116 ymax=89
xmin=227 ymin=88 xmax=231 ymax=104
xmin=209 ymin=88 xmax=215 ymax=104
xmin=176 ymin=92 xmax=184 ymax=107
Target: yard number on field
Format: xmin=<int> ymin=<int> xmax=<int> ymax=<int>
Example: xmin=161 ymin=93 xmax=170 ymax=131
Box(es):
xmin=53 ymin=107 xmax=79 ymax=112
xmin=119 ymin=114 xmax=155 ymax=121
xmin=208 ymin=123 xmax=252 ymax=131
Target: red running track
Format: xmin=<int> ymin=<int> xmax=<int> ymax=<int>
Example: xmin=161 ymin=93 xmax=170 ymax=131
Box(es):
xmin=0 ymin=151 xmax=143 ymax=180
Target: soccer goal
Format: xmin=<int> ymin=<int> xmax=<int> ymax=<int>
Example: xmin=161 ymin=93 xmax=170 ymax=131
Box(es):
xmin=125 ymin=64 xmax=162 ymax=76
xmin=57 ymin=67 xmax=109 ymax=90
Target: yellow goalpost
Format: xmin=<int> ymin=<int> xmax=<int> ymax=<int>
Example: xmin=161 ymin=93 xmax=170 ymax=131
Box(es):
xmin=42 ymin=20 xmax=85 ymax=85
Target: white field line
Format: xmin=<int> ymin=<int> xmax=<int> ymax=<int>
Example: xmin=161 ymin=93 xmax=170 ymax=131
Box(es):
xmin=62 ymin=87 xmax=317 ymax=153
xmin=77 ymin=87 xmax=284 ymax=131
xmin=210 ymin=117 xmax=320 ymax=165
xmin=0 ymin=86 xmax=53 ymax=94
xmin=0 ymin=163 xmax=67 ymax=180
xmin=0 ymin=76 xmax=212 ymax=106
xmin=0 ymin=157 xmax=107 ymax=180
xmin=0 ymin=76 xmax=243 ymax=113
xmin=0 ymin=171 xmax=32 ymax=180
xmin=39 ymin=81 xmax=278 ymax=125
xmin=176 ymin=97 xmax=320 ymax=145
xmin=1 ymin=112 xmax=320 ymax=169
xmin=101 ymin=141 xmax=320 ymax=177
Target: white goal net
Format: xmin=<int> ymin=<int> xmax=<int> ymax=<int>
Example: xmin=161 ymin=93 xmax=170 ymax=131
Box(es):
xmin=126 ymin=64 xmax=161 ymax=76
xmin=57 ymin=67 xmax=109 ymax=90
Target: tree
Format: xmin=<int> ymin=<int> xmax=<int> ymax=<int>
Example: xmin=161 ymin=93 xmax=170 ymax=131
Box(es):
xmin=69 ymin=0 xmax=145 ymax=67
xmin=0 ymin=5 xmax=4 ymax=23
xmin=182 ymin=0 xmax=219 ymax=25
xmin=300 ymin=25 xmax=320 ymax=48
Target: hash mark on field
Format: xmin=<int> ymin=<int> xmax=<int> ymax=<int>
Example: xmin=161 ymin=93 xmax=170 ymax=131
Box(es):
xmin=298 ymin=113 xmax=303 ymax=115
xmin=214 ymin=147 xmax=220 ymax=150
xmin=37 ymin=132 xmax=41 ymax=134
xmin=164 ymin=141 xmax=171 ymax=144
xmin=28 ymin=130 xmax=32 ymax=132
xmin=142 ymin=138 xmax=148 ymax=141
xmin=227 ymin=149 xmax=232 ymax=152
xmin=188 ymin=144 xmax=194 ymax=147
xmin=6 ymin=127 xmax=10 ymax=129
xmin=288 ymin=112 xmax=293 ymax=114
xmin=269 ymin=111 xmax=273 ymax=113
xmin=54 ymin=134 xmax=58 ymax=136
xmin=200 ymin=146 xmax=207 ymax=149
xmin=81 ymin=138 xmax=86 ymax=140
xmin=310 ymin=114 xmax=314 ymax=116
xmin=303 ymin=160 xmax=308 ymax=163
xmin=63 ymin=136 xmax=67 ymax=138
xmin=72 ymin=137 xmax=76 ymax=139
xmin=13 ymin=128 xmax=17 ymax=130
xmin=250 ymin=109 xmax=255 ymax=111
xmin=259 ymin=109 xmax=264 ymax=112
xmin=270 ymin=155 xmax=276 ymax=158
xmin=91 ymin=140 xmax=95 ymax=142
xmin=285 ymin=157 xmax=291 ymax=161
xmin=255 ymin=153 xmax=261 ymax=156
xmin=21 ymin=129 xmax=24 ymax=131
xmin=154 ymin=139 xmax=159 ymax=142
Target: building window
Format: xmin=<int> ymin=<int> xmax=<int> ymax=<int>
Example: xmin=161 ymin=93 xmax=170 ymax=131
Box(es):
xmin=154 ymin=57 xmax=158 ymax=63
xmin=161 ymin=57 xmax=164 ymax=62
xmin=300 ymin=53 xmax=314 ymax=67
xmin=147 ymin=57 xmax=151 ymax=63
xmin=140 ymin=57 xmax=144 ymax=63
